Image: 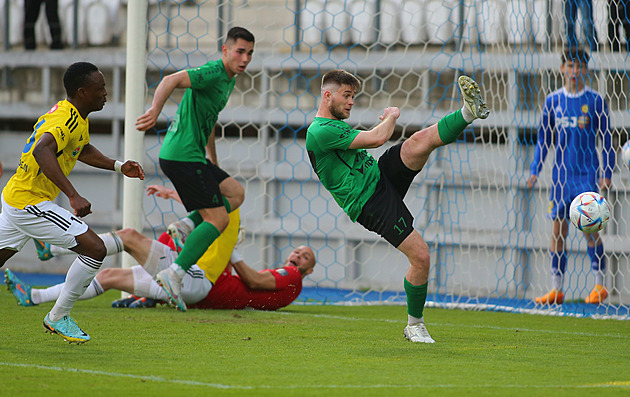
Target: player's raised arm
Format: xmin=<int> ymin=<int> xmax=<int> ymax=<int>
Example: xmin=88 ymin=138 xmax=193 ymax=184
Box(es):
xmin=230 ymin=250 xmax=276 ymax=290
xmin=135 ymin=70 xmax=192 ymax=131
xmin=348 ymin=107 xmax=400 ymax=149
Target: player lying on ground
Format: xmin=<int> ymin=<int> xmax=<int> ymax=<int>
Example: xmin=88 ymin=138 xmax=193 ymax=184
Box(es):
xmin=7 ymin=188 xmax=316 ymax=310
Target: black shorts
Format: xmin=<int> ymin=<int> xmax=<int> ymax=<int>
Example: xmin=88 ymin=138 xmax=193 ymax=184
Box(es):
xmin=159 ymin=158 xmax=230 ymax=212
xmin=356 ymin=143 xmax=419 ymax=248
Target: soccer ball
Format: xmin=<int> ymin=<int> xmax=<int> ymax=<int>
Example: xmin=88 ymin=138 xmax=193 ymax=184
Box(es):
xmin=622 ymin=141 xmax=630 ymax=169
xmin=569 ymin=192 xmax=611 ymax=233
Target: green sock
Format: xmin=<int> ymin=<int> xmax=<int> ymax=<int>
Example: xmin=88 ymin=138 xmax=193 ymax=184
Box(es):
xmin=174 ymin=222 xmax=220 ymax=271
xmin=437 ymin=109 xmax=469 ymax=144
xmin=404 ymin=278 xmax=428 ymax=319
xmin=222 ymin=196 xmax=231 ymax=213
xmin=187 ymin=211 xmax=203 ymax=227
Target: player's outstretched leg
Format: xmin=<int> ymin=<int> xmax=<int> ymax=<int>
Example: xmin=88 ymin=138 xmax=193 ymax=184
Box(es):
xmin=43 ymin=314 xmax=90 ymax=344
xmin=403 ymin=321 xmax=435 ymax=343
xmin=155 ymin=267 xmax=187 ymax=312
xmin=458 ymin=75 xmax=489 ymax=120
xmin=33 ymin=239 xmax=54 ymax=261
xmin=5 ymin=269 xmax=36 ymax=306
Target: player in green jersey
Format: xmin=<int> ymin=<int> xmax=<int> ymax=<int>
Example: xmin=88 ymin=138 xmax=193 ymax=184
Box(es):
xmin=135 ymin=27 xmax=255 ymax=311
xmin=306 ymin=70 xmax=489 ymax=343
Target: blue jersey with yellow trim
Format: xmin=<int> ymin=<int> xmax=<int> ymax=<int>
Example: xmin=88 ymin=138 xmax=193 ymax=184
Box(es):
xmin=530 ymin=87 xmax=614 ymax=196
xmin=3 ymin=100 xmax=89 ymax=208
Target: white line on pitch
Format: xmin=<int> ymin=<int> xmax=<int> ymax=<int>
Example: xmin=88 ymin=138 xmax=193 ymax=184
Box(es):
xmin=1 ymin=362 xmax=629 ymax=390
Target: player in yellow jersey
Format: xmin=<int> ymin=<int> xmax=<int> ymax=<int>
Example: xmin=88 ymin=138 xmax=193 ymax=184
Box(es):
xmin=0 ymin=62 xmax=145 ymax=344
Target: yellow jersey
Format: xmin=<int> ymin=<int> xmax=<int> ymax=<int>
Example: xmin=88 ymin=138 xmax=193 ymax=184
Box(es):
xmin=3 ymin=100 xmax=90 ymax=209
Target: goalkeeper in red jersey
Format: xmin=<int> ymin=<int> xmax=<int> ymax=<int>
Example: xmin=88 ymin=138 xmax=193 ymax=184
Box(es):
xmin=8 ymin=185 xmax=315 ymax=311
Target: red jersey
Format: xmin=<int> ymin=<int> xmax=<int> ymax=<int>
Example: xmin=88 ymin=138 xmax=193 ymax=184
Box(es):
xmin=191 ymin=265 xmax=303 ymax=310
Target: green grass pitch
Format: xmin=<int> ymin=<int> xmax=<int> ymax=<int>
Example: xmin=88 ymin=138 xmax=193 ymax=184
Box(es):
xmin=1 ymin=289 xmax=629 ymax=396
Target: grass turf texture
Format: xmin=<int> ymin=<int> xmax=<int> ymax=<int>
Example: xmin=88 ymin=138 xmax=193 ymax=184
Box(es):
xmin=1 ymin=289 xmax=629 ymax=396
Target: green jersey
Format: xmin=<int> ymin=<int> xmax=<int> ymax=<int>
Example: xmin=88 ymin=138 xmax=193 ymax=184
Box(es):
xmin=159 ymin=60 xmax=236 ymax=163
xmin=306 ymin=117 xmax=380 ymax=221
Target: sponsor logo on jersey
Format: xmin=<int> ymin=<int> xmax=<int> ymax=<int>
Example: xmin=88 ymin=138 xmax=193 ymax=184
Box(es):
xmin=276 ymin=268 xmax=288 ymax=276
xmin=72 ymin=146 xmax=82 ymax=157
xmin=581 ymin=104 xmax=589 ymax=113
xmin=48 ymin=104 xmax=59 ymax=114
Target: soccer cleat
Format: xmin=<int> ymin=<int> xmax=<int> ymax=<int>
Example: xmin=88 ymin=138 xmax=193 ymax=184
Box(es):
xmin=535 ymin=289 xmax=564 ymax=305
xmin=167 ymin=223 xmax=188 ymax=253
xmin=458 ymin=75 xmax=490 ymax=120
xmin=403 ymin=323 xmax=435 ymax=343
xmin=4 ymin=269 xmax=36 ymax=306
xmin=155 ymin=268 xmax=187 ymax=312
xmin=43 ymin=314 xmax=90 ymax=344
xmin=111 ymin=295 xmax=140 ymax=308
xmin=33 ymin=239 xmax=54 ymax=261
xmin=584 ymin=285 xmax=608 ymax=304
xmin=129 ymin=297 xmax=161 ymax=308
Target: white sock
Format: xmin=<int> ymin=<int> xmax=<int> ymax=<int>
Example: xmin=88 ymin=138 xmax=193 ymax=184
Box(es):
xmin=407 ymin=314 xmax=423 ymax=327
xmin=169 ymin=263 xmax=186 ymax=279
xmin=32 ymin=278 xmax=105 ymax=304
xmin=32 ymin=284 xmax=64 ymax=304
xmin=461 ymin=104 xmax=475 ymax=123
xmin=50 ymin=245 xmax=75 ymax=256
xmin=176 ymin=217 xmax=195 ymax=236
xmin=100 ymin=232 xmax=124 ymax=256
xmin=48 ymin=255 xmax=102 ymax=321
xmin=50 ymin=232 xmax=123 ymax=257
xmin=147 ymin=281 xmax=169 ymax=301
xmin=552 ymin=274 xmax=563 ymax=291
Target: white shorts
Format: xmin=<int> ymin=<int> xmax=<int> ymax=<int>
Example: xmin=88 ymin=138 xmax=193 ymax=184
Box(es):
xmin=0 ymin=194 xmax=89 ymax=251
xmin=135 ymin=240 xmax=212 ymax=305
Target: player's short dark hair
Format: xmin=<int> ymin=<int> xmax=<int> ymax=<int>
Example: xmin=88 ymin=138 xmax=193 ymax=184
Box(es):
xmin=225 ymin=26 xmax=255 ymax=45
xmin=63 ymin=62 xmax=99 ymax=97
xmin=562 ymin=47 xmax=590 ymax=66
xmin=321 ymin=69 xmax=361 ymax=92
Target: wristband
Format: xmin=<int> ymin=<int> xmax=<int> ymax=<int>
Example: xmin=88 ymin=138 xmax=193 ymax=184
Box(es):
xmin=230 ymin=250 xmax=243 ymax=263
xmin=114 ymin=160 xmax=124 ymax=173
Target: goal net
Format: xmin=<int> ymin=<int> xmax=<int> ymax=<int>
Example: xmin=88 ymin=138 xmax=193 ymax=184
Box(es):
xmin=136 ymin=0 xmax=630 ymax=319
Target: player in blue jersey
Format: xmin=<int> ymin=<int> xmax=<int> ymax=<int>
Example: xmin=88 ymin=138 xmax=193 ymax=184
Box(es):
xmin=527 ymin=48 xmax=615 ymax=305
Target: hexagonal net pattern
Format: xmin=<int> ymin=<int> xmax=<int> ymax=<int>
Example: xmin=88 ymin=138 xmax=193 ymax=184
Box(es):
xmin=137 ymin=0 xmax=630 ymax=319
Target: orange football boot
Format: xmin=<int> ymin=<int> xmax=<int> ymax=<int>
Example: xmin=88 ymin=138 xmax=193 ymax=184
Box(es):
xmin=584 ymin=285 xmax=608 ymax=304
xmin=535 ymin=289 xmax=564 ymax=304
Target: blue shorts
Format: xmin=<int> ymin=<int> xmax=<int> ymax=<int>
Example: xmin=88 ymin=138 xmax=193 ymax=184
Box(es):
xmin=548 ymin=182 xmax=598 ymax=220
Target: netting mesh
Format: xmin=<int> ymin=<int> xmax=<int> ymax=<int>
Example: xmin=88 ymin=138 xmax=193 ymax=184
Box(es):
xmin=139 ymin=0 xmax=630 ymax=318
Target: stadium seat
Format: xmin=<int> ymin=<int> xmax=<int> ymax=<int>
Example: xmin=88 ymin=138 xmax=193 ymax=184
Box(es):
xmin=322 ymin=0 xmax=351 ymax=46
xmin=425 ymin=0 xmax=459 ymax=44
xmin=60 ymin=0 xmax=88 ymax=46
xmin=86 ymin=0 xmax=112 ymax=45
xmin=349 ymin=0 xmax=375 ymax=45
xmin=377 ymin=0 xmax=398 ymax=45
xmin=533 ymin=0 xmax=562 ymax=46
xmin=400 ymin=0 xmax=427 ymax=44
xmin=507 ymin=0 xmax=533 ymax=44
xmin=0 ymin=0 xmax=25 ymax=47
xmin=299 ymin=0 xmax=325 ymax=47
xmin=478 ymin=0 xmax=507 ymax=45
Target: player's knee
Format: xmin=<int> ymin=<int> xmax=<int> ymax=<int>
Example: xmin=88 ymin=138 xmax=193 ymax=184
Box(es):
xmin=117 ymin=228 xmax=139 ymax=243
xmin=230 ymin=185 xmax=245 ymax=210
xmin=88 ymin=239 xmax=107 ymax=261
